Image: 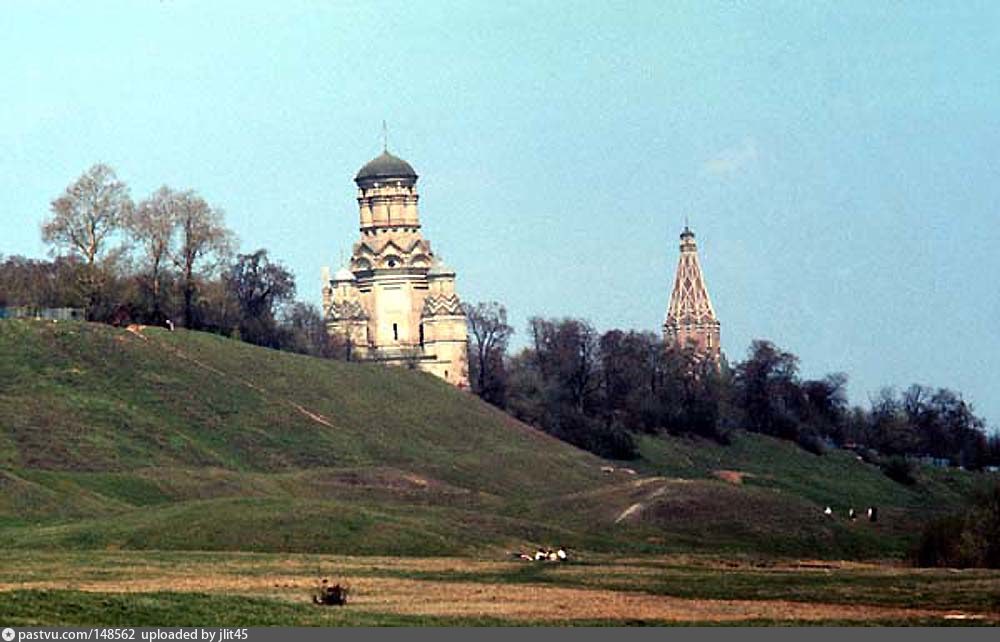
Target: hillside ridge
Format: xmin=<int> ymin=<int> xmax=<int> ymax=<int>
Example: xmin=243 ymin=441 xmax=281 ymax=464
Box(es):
xmin=0 ymin=319 xmax=979 ymax=558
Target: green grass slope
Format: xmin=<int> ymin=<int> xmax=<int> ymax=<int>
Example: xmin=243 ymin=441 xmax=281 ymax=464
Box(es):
xmin=0 ymin=319 xmax=986 ymax=558
xmin=0 ymin=319 xmax=613 ymax=553
xmin=609 ymin=433 xmax=981 ymax=557
xmin=0 ymin=319 xmax=602 ymax=493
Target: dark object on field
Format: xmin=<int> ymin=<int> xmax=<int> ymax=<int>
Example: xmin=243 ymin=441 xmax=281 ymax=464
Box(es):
xmin=848 ymin=508 xmax=857 ymax=521
xmin=867 ymin=506 xmax=878 ymax=522
xmin=313 ymin=579 xmax=349 ymax=606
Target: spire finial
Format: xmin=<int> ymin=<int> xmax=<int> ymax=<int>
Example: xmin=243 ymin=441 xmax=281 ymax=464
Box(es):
xmin=684 ymin=215 xmax=690 ymax=232
xmin=382 ymin=120 xmax=388 ymax=152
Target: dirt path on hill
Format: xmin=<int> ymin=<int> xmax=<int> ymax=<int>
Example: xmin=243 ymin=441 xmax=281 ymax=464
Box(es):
xmin=130 ymin=326 xmax=336 ymax=429
xmin=612 ymin=478 xmax=679 ymax=523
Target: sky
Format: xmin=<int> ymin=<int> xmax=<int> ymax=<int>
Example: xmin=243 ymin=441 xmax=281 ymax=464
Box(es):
xmin=1 ymin=1 xmax=998 ymax=429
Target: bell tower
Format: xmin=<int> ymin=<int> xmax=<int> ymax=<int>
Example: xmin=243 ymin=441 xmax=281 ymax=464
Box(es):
xmin=322 ymin=145 xmax=469 ymax=387
xmin=663 ymin=225 xmax=721 ymax=361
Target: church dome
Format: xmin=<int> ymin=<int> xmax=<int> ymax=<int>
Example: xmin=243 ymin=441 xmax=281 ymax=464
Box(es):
xmin=355 ymin=151 xmax=418 ymax=182
xmin=428 ymin=258 xmax=455 ymax=277
xmin=333 ymin=266 xmax=355 ymax=282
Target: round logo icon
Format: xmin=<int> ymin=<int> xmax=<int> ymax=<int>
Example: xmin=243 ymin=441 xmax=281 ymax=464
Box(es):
xmin=2 ymin=627 xmax=14 ymax=642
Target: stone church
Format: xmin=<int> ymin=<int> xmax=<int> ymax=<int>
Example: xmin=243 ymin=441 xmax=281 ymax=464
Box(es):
xmin=322 ymin=148 xmax=469 ymax=387
xmin=663 ymin=225 xmax=721 ymax=362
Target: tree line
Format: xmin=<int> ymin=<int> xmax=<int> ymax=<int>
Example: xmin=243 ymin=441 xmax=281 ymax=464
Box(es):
xmin=465 ymin=303 xmax=1000 ymax=468
xmin=0 ymin=164 xmax=330 ymax=355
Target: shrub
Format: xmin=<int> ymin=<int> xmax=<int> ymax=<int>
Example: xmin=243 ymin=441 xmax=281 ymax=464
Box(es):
xmin=913 ymin=515 xmax=964 ymax=567
xmin=546 ymin=408 xmax=639 ymax=460
xmin=913 ymin=483 xmax=1000 ymax=568
xmin=797 ymin=431 xmax=826 ymax=456
xmin=858 ymin=447 xmax=881 ymax=465
xmin=882 ymin=456 xmax=917 ymax=485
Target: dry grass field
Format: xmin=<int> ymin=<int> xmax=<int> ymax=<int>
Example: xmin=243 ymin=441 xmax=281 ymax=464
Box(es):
xmin=1 ymin=551 xmax=997 ymax=626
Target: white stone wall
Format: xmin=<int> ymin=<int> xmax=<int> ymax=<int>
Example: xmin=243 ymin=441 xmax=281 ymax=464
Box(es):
xmin=325 ymin=157 xmax=469 ymax=387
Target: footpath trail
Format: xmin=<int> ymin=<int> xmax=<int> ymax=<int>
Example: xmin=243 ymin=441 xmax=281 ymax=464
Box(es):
xmin=130 ymin=324 xmax=337 ymax=429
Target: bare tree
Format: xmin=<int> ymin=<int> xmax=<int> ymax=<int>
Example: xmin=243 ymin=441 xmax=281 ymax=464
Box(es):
xmin=169 ymin=191 xmax=233 ymax=328
xmin=43 ymin=164 xmax=133 ymax=316
xmin=130 ymin=186 xmax=179 ymax=320
xmin=463 ymin=301 xmax=513 ymax=406
xmin=564 ymin=319 xmax=600 ymax=412
xmin=44 ymin=164 xmax=132 ymax=265
xmin=524 ymin=316 xmax=600 ymax=412
xmin=280 ymin=302 xmax=334 ymax=357
xmin=226 ymin=249 xmax=296 ymax=346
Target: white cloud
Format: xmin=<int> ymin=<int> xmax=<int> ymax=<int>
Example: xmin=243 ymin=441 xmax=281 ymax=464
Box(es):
xmin=702 ymin=138 xmax=758 ymax=176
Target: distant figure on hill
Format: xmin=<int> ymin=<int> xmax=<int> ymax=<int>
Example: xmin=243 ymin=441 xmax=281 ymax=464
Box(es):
xmin=867 ymin=506 xmax=878 ymax=522
xmin=848 ymin=508 xmax=857 ymax=521
xmin=165 ymin=319 xmax=175 ymax=331
xmin=824 ymin=506 xmax=833 ymax=517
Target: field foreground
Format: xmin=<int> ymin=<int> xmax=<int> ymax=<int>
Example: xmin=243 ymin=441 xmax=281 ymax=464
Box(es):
xmin=1 ymin=551 xmax=997 ymax=626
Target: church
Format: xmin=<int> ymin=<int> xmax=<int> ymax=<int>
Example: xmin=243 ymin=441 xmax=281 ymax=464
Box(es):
xmin=663 ymin=225 xmax=721 ymax=362
xmin=322 ymin=148 xmax=469 ymax=387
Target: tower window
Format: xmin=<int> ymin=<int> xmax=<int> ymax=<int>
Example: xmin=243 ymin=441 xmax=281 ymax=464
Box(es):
xmin=393 ymin=323 xmax=398 ymax=341
xmin=419 ymin=323 xmax=425 ymax=347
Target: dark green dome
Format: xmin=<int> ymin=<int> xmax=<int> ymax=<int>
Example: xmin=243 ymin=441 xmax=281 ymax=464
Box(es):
xmin=355 ymin=151 xmax=418 ymax=182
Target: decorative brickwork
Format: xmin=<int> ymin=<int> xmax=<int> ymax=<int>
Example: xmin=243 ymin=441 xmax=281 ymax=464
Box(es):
xmin=421 ymin=293 xmax=463 ymax=317
xmin=663 ymin=226 xmax=721 ymax=362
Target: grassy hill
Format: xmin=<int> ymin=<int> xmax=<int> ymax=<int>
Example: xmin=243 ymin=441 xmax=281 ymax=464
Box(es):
xmin=0 ymin=319 xmax=985 ymax=558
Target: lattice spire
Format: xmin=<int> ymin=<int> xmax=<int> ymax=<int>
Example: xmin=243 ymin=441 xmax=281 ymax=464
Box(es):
xmin=663 ymin=225 xmax=721 ymax=359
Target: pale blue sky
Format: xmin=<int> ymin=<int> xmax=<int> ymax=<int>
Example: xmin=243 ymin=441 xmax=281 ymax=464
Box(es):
xmin=1 ymin=1 xmax=998 ymax=428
